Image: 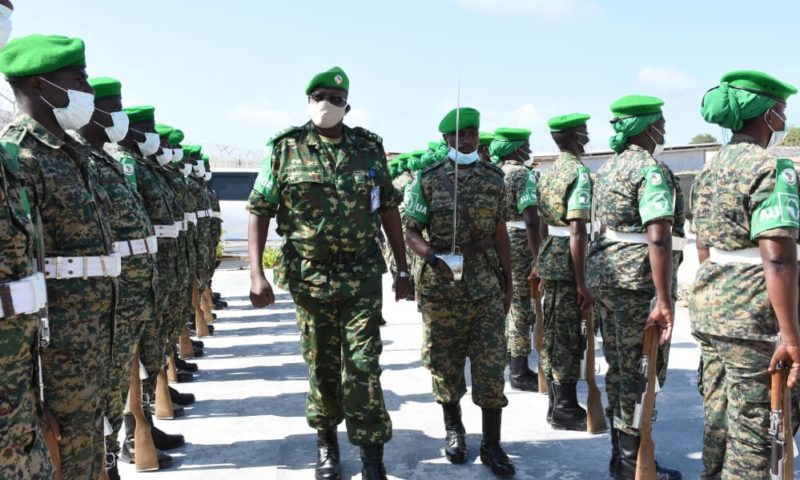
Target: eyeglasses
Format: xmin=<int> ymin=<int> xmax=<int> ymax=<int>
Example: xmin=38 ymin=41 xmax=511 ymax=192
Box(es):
xmin=309 ymin=92 xmax=348 ymax=108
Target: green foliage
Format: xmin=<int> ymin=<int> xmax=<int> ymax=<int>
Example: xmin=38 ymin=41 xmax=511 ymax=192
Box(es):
xmin=689 ymin=133 xmax=717 ymax=145
xmin=262 ymin=246 xmax=281 ymax=269
xmin=781 ymin=127 xmax=800 ymax=146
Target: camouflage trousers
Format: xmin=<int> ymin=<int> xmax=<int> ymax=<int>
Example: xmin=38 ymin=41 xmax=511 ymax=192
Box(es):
xmin=142 ymin=239 xmax=179 ymax=395
xmin=168 ymin=234 xmax=190 ymax=347
xmin=195 ymin=219 xmax=212 ymax=289
xmin=0 ymin=312 xmax=54 ymax=479
xmin=693 ymin=332 xmax=800 ymax=480
xmin=293 ymin=289 xmax=392 ymax=446
xmin=506 ymin=228 xmax=533 ymax=357
xmin=102 ymin=255 xmax=157 ymax=455
xmin=593 ymin=287 xmax=670 ymax=436
xmin=420 ymin=295 xmax=509 ymax=409
xmin=43 ymin=278 xmax=114 ymax=480
xmin=541 ymin=280 xmax=582 ymax=383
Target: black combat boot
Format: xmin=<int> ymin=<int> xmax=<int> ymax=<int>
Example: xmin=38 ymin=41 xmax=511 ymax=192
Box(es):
xmin=105 ymin=452 xmax=120 ymax=480
xmin=550 ymin=382 xmax=587 ymax=431
xmin=360 ymin=444 xmax=388 ymax=480
xmin=176 ymin=370 xmax=194 ymax=383
xmin=479 ymin=408 xmax=515 ymax=477
xmin=609 ymin=420 xmax=619 ymax=476
xmin=175 ymin=356 xmax=198 ymax=373
xmin=145 ymin=409 xmax=185 ymax=450
xmin=213 ymin=298 xmax=228 ymax=309
xmin=118 ymin=415 xmax=172 ymax=469
xmin=509 ymin=355 xmax=538 ymax=392
xmin=546 ymin=379 xmax=554 ymax=425
xmin=169 ymin=386 xmax=196 ymax=406
xmin=614 ymin=430 xmax=682 ymax=480
xmin=315 ymin=427 xmax=341 ymax=480
xmin=442 ymin=403 xmax=466 ymax=463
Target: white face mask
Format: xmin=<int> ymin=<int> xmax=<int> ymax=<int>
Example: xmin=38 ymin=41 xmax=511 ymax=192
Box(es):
xmin=172 ymin=148 xmax=184 ymax=162
xmin=447 ymin=147 xmax=480 ymax=165
xmin=156 ymin=147 xmax=173 ymax=166
xmin=39 ymin=77 xmax=95 ymax=131
xmin=0 ymin=5 xmax=13 ymax=48
xmin=181 ymin=163 xmax=192 ymax=177
xmin=648 ymin=126 xmax=666 ymax=156
xmin=93 ymin=110 xmax=129 ymax=144
xmin=203 ymin=172 xmax=212 ymax=181
xmin=766 ymin=109 xmax=788 ymax=148
xmin=577 ymin=132 xmax=592 ymax=153
xmin=308 ymin=100 xmax=347 ymax=129
xmin=193 ymin=162 xmax=206 ymax=178
xmin=135 ymin=131 xmax=160 ymax=157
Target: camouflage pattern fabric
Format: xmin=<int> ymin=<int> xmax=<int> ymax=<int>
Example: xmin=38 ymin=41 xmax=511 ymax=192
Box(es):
xmin=382 ymin=169 xmax=415 ymax=287
xmin=501 ymin=160 xmax=534 ymax=357
xmin=690 ymin=135 xmax=800 ymax=478
xmin=86 ymin=143 xmax=157 ymax=455
xmin=205 ymin=182 xmax=222 ymax=273
xmin=540 ymin=280 xmax=582 ymax=382
xmin=247 ymin=122 xmax=398 ymax=444
xmin=294 ymin=291 xmax=392 ymax=445
xmin=187 ymin=176 xmax=212 ymax=288
xmin=403 ymin=159 xmax=508 ymax=408
xmin=10 ymin=114 xmax=116 ymax=480
xmin=593 ymin=287 xmax=670 ymax=436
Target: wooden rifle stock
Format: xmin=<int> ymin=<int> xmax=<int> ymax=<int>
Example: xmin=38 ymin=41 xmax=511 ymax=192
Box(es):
xmin=179 ymin=326 xmax=194 ymax=359
xmin=635 ymin=326 xmax=659 ymax=480
xmin=130 ymin=351 xmax=159 ymax=471
xmin=155 ymin=368 xmax=175 ymax=420
xmin=42 ymin=423 xmax=61 ymax=480
xmin=193 ymin=283 xmax=211 ymax=337
xmin=770 ymin=360 xmax=794 ymax=480
xmin=582 ymin=307 xmax=607 ymax=434
xmin=530 ymin=276 xmax=548 ymax=394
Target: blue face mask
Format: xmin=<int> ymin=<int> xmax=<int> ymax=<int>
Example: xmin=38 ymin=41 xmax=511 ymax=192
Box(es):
xmin=447 ymin=147 xmax=480 ymax=165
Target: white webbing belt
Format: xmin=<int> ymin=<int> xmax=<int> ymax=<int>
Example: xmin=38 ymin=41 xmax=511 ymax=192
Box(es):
xmin=506 ymin=221 xmax=526 ymax=230
xmin=197 ymin=209 xmax=212 ymax=218
xmin=154 ymin=224 xmax=180 ymax=238
xmin=176 ymin=220 xmax=187 ymax=232
xmin=0 ymin=273 xmax=47 ymax=318
xmin=211 ymin=211 xmax=222 ymax=220
xmin=185 ymin=212 xmax=198 ymax=225
xmin=604 ymin=229 xmax=686 ymax=251
xmin=114 ymin=236 xmax=158 ymax=257
xmin=44 ymin=254 xmax=122 ymax=280
xmin=707 ymin=246 xmax=800 ymax=265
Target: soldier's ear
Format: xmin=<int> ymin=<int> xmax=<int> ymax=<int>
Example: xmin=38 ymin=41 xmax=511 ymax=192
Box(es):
xmin=345 ymin=104 xmax=351 ymax=115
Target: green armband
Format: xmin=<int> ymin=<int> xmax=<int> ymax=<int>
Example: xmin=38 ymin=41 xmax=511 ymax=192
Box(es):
xmin=404 ymin=174 xmax=430 ymax=224
xmin=119 ymin=157 xmax=137 ymax=190
xmin=750 ymin=158 xmax=800 ymax=239
xmin=517 ymin=170 xmax=539 ymax=213
xmin=567 ymin=166 xmax=592 ymax=212
xmin=639 ymin=165 xmax=673 ymax=224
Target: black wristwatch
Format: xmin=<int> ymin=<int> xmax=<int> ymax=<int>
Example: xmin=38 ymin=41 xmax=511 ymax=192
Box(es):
xmin=424 ymin=251 xmax=437 ymax=266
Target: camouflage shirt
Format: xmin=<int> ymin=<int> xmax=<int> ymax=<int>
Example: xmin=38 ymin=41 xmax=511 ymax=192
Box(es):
xmin=690 ymin=134 xmax=799 ymax=341
xmin=0 ymin=142 xmax=35 ymax=281
xmin=247 ymin=122 xmax=400 ymax=300
xmin=587 ymin=144 xmax=685 ymax=293
xmin=500 ymin=160 xmax=531 ymax=224
xmin=116 ymin=146 xmax=182 ymax=227
xmin=537 ymin=152 xmax=592 ymax=282
xmin=392 ymin=170 xmax=414 ymax=215
xmin=403 ymin=159 xmax=507 ymax=301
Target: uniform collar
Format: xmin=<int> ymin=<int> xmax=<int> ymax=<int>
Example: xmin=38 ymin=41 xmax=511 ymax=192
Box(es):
xmin=16 ymin=112 xmax=65 ymax=149
xmin=557 ymin=151 xmax=579 ymax=163
xmin=304 ymin=120 xmax=350 ymax=147
xmin=729 ymin=133 xmax=761 ymax=146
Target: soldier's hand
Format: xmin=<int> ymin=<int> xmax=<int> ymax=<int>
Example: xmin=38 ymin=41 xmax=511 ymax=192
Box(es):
xmin=40 ymin=406 xmax=61 ymax=442
xmin=646 ymin=298 xmax=673 ymax=345
xmin=577 ymin=285 xmax=593 ymax=312
xmin=394 ymin=276 xmax=411 ymax=302
xmin=527 ymin=261 xmax=538 ymax=282
xmin=434 ymin=259 xmax=455 ymax=281
xmin=770 ymin=343 xmax=800 ymax=388
xmin=503 ymin=289 xmax=513 ymax=316
xmin=249 ymin=273 xmax=275 ymax=308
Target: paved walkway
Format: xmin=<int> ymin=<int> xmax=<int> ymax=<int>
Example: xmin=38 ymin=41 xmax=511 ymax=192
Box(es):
xmin=118 ymin=262 xmax=721 ymax=479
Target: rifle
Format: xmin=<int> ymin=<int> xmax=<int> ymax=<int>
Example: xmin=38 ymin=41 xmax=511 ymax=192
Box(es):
xmin=155 ymin=367 xmax=175 ymax=420
xmin=179 ymin=325 xmax=195 ymax=359
xmin=634 ymin=325 xmax=659 ymax=480
xmin=582 ymin=307 xmax=607 ymax=433
xmin=530 ymin=276 xmax=548 ymax=394
xmin=769 ymin=351 xmax=794 ymax=480
xmin=129 ymin=351 xmax=159 ymax=471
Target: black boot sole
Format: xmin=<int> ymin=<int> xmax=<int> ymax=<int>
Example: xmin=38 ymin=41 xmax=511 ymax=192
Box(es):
xmin=551 ymin=419 xmax=587 ymax=432
xmin=479 ymin=451 xmax=516 ymax=478
xmin=445 ymin=450 xmax=467 ymax=464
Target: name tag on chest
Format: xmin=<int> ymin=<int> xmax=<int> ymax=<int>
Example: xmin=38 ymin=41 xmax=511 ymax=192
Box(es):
xmin=370 ymin=186 xmax=381 ymax=213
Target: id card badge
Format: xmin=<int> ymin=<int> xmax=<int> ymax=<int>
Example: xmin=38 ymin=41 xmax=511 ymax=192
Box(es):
xmin=370 ymin=186 xmax=381 ymax=213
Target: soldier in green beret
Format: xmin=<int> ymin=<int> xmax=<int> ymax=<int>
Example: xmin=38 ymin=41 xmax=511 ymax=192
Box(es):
xmin=479 ymin=132 xmax=495 ymax=163
xmin=405 ymin=107 xmax=516 ymax=477
xmin=538 ymin=113 xmax=593 ymax=429
xmin=0 ymin=33 xmax=118 ymax=479
xmin=247 ymin=66 xmax=409 ymax=480
xmin=692 ymin=70 xmax=800 ymax=479
xmin=488 ymin=128 xmax=541 ymax=393
xmin=587 ymin=95 xmax=683 ymax=479
xmin=199 ymin=153 xmax=224 ymax=314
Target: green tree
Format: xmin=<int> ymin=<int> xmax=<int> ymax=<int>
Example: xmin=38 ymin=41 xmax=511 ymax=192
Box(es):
xmin=689 ymin=133 xmax=717 ymax=145
xmin=781 ymin=127 xmax=800 ymax=146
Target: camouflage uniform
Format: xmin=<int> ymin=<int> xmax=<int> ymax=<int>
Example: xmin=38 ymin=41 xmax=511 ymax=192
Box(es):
xmin=403 ymin=159 xmax=510 ymax=409
xmin=205 ymin=182 xmax=222 ymax=269
xmin=0 ymin=139 xmax=54 ymax=479
xmin=587 ymin=144 xmax=684 ymax=436
xmin=9 ymin=114 xmax=117 ymax=480
xmin=187 ymin=175 xmax=212 ymax=305
xmin=690 ymin=134 xmax=800 ymax=479
xmin=537 ymin=152 xmax=592 ymax=382
xmin=247 ymin=122 xmax=397 ymax=445
xmin=383 ymin=170 xmax=414 ymax=282
xmin=500 ymin=160 xmax=535 ymax=358
xmin=116 ymin=146 xmax=183 ymax=394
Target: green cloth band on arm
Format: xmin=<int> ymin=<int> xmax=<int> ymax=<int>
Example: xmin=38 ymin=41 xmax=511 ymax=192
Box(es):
xmin=403 ymin=175 xmax=430 ymax=224
xmin=517 ymin=170 xmax=539 ymax=213
xmin=638 ymin=165 xmax=673 ymax=224
xmin=567 ymin=166 xmax=592 ymax=213
xmin=119 ymin=157 xmax=137 ymax=190
xmin=751 ymin=158 xmax=800 ymax=239
xmin=252 ymin=143 xmax=279 ymax=204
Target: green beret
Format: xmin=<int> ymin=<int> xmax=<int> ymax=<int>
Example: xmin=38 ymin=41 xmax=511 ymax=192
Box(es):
xmin=439 ymin=107 xmax=480 ymax=134
xmin=123 ymin=105 xmax=155 ymax=124
xmin=721 ymin=70 xmax=797 ymax=102
xmin=305 ymin=66 xmax=349 ymax=95
xmin=202 ymin=154 xmax=210 ymax=166
xmin=610 ymin=95 xmax=664 ymax=118
xmin=181 ymin=144 xmax=198 ymax=157
xmin=411 ymin=149 xmax=427 ymax=158
xmin=88 ymin=76 xmax=121 ymax=100
xmin=427 ymin=140 xmax=444 ymax=150
xmin=493 ymin=128 xmax=531 ymax=142
xmin=154 ymin=123 xmax=174 ymax=138
xmin=479 ymin=132 xmax=495 ymax=146
xmin=548 ymin=113 xmax=591 ymax=132
xmin=0 ymin=34 xmax=86 ymax=78
xmin=168 ymin=128 xmax=184 ymax=147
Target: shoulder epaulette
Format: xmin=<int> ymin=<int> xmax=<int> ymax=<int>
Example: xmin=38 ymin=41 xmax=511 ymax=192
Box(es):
xmin=350 ymin=126 xmax=383 ymax=145
xmin=0 ymin=124 xmax=27 ymax=147
xmin=421 ymin=159 xmax=447 ymax=177
xmin=267 ymin=125 xmax=305 ymax=146
xmin=479 ymin=160 xmax=505 ymax=177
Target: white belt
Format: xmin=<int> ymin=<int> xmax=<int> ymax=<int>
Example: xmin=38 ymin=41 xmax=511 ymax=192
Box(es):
xmin=154 ymin=224 xmax=180 ymax=238
xmin=0 ymin=273 xmax=47 ymax=318
xmin=506 ymin=221 xmax=526 ymax=230
xmin=185 ymin=212 xmax=198 ymax=225
xmin=707 ymin=246 xmax=800 ymax=265
xmin=604 ymin=229 xmax=686 ymax=251
xmin=44 ymin=254 xmax=122 ymax=280
xmin=211 ymin=211 xmax=222 ymax=219
xmin=114 ymin=236 xmax=158 ymax=257
xmin=549 ymin=226 xmax=571 ymax=237
xmin=197 ymin=209 xmax=212 ymax=218
xmin=176 ymin=220 xmax=187 ymax=232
